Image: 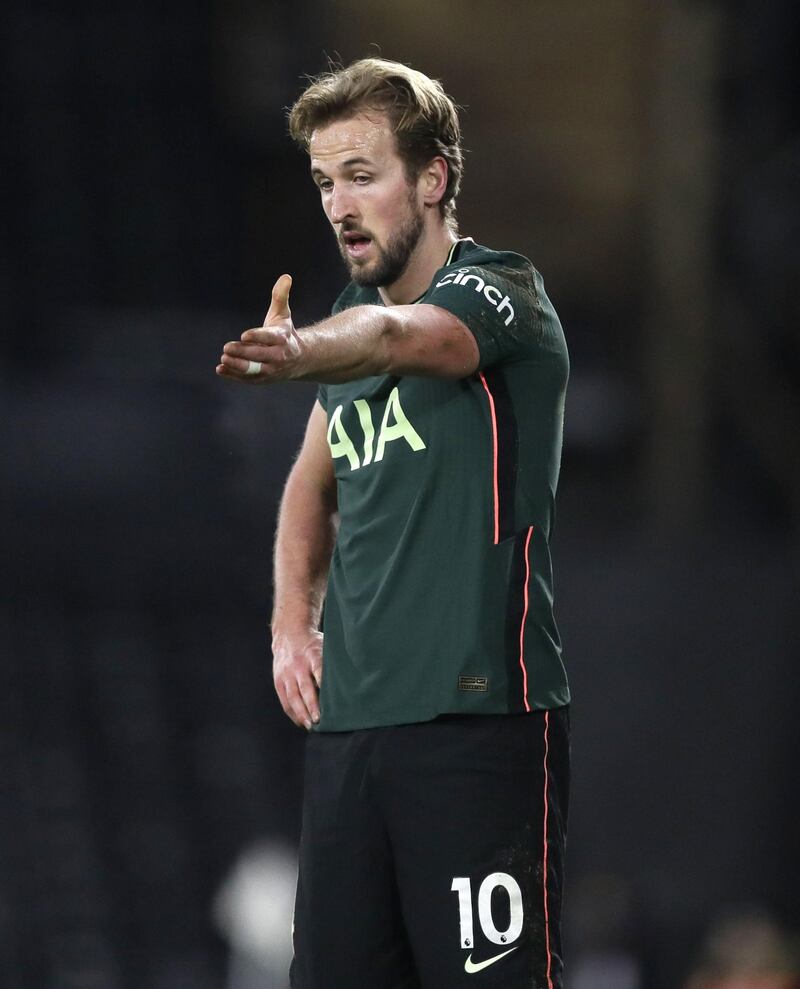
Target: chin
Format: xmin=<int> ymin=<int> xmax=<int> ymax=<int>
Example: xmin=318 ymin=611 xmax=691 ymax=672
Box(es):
xmin=349 ymin=259 xmax=382 ymax=287
xmin=351 ymin=267 xmax=377 ymax=286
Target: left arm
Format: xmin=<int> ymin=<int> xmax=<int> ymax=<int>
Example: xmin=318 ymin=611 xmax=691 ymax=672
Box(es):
xmin=216 ymin=274 xmax=479 ymax=384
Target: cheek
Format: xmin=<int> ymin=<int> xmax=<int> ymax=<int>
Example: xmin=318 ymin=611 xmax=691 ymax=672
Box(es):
xmin=373 ymin=192 xmax=409 ymax=228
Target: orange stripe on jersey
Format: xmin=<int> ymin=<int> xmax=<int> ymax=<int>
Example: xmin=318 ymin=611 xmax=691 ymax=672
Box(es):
xmin=478 ymin=371 xmax=500 ymax=544
xmin=518 ymin=526 xmax=533 ymax=712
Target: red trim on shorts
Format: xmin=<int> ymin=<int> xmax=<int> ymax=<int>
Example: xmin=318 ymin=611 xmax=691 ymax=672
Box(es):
xmin=478 ymin=371 xmax=500 ymax=544
xmin=542 ymin=710 xmax=554 ymax=988
xmin=518 ymin=526 xmax=533 ymax=712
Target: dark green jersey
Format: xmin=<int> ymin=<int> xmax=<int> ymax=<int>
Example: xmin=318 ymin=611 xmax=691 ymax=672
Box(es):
xmin=316 ymin=238 xmax=569 ymax=731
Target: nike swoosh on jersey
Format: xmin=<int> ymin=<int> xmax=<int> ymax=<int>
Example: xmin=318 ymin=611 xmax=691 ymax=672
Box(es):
xmin=464 ymin=945 xmax=519 ymax=973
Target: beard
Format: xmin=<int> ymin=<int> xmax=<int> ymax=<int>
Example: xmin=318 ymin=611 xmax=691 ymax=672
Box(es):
xmin=338 ymin=195 xmax=425 ymax=288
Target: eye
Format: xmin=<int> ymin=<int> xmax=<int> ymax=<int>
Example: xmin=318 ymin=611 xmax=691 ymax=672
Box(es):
xmin=353 ymin=174 xmax=371 ymax=185
xmin=317 ymin=178 xmax=333 ymax=192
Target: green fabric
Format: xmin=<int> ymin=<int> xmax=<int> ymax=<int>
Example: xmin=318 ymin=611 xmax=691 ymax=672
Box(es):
xmin=315 ymin=239 xmax=570 ymax=731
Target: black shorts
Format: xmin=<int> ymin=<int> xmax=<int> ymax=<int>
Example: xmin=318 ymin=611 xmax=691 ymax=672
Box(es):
xmin=291 ymin=707 xmax=570 ymax=988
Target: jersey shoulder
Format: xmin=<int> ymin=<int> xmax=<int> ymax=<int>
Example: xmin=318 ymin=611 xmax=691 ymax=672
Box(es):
xmin=422 ymin=239 xmax=564 ymax=367
xmin=425 ymin=239 xmax=541 ymax=311
xmin=444 ymin=238 xmax=536 ymax=275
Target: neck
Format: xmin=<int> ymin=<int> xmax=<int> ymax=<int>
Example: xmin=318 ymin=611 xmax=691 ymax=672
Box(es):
xmin=378 ymin=219 xmax=458 ymax=306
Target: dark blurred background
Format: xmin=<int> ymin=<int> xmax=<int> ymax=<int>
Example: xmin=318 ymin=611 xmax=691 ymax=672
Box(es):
xmin=3 ymin=1 xmax=799 ymax=987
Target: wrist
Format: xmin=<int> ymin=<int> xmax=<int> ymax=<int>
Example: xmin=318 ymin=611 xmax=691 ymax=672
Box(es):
xmin=271 ymin=616 xmax=319 ymax=645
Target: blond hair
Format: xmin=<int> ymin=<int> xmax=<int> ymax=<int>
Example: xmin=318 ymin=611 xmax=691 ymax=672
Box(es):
xmin=288 ymin=58 xmax=463 ymax=229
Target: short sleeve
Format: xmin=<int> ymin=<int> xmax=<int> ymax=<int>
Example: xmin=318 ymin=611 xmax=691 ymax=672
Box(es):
xmin=317 ymin=383 xmax=328 ymax=410
xmin=423 ymin=261 xmax=546 ymax=368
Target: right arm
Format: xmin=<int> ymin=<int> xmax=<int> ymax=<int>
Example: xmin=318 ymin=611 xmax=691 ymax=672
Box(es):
xmin=271 ymin=400 xmax=337 ymax=729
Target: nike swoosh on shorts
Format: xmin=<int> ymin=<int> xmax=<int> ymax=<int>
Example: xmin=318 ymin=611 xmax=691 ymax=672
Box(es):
xmin=464 ymin=945 xmax=519 ymax=973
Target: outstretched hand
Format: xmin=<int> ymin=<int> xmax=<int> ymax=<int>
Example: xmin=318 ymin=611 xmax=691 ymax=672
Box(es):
xmin=216 ymin=274 xmax=301 ymax=383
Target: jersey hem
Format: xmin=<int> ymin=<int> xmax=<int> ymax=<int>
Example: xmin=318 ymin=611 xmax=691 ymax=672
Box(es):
xmin=315 ymin=693 xmax=571 ymax=733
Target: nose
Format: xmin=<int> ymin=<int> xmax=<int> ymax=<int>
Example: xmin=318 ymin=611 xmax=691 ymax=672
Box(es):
xmin=329 ymin=185 xmax=357 ymax=225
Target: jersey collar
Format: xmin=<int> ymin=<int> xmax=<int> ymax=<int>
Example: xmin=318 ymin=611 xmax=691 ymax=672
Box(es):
xmin=447 ymin=236 xmax=474 ymax=266
xmin=409 ymin=237 xmax=475 ymax=305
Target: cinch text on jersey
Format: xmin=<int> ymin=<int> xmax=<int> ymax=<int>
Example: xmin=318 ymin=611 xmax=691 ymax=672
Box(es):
xmin=434 ymin=268 xmax=516 ymax=326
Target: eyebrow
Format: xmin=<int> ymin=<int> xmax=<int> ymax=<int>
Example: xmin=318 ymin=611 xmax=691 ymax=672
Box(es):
xmin=310 ymin=156 xmax=375 ymax=177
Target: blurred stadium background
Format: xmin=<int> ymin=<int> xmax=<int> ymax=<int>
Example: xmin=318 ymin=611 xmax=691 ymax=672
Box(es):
xmin=3 ymin=1 xmax=798 ymax=987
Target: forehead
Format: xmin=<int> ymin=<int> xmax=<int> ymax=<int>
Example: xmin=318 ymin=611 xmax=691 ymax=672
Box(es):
xmin=309 ymin=110 xmax=399 ymax=169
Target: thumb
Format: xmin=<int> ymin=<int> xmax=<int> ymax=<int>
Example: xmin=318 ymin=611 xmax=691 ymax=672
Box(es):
xmin=264 ymin=273 xmax=292 ymax=325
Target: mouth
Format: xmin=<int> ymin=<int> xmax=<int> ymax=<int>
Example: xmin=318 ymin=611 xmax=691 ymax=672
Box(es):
xmin=341 ymin=231 xmax=373 ymax=261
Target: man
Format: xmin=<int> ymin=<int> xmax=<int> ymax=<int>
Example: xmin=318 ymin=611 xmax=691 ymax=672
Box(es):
xmin=217 ymin=58 xmax=570 ymax=989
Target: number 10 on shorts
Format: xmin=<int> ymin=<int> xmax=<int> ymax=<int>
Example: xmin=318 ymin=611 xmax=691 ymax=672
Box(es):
xmin=450 ymin=873 xmax=524 ymax=948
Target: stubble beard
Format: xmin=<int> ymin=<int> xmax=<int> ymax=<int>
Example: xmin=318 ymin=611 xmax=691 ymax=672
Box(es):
xmin=340 ymin=194 xmax=425 ymax=289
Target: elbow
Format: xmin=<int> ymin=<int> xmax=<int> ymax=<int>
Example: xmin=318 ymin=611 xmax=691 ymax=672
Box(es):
xmin=375 ymin=306 xmax=479 ymax=378
xmin=376 ymin=308 xmax=414 ymax=375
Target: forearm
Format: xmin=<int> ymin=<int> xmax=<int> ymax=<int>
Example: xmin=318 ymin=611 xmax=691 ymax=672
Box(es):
xmin=290 ymin=305 xmax=398 ymax=383
xmin=272 ymin=461 xmax=337 ymax=638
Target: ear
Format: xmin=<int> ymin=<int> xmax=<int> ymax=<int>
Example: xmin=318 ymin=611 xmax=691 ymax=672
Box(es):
xmin=419 ymin=157 xmax=448 ymax=208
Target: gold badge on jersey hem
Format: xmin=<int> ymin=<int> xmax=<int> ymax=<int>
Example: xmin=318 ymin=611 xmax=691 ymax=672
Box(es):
xmin=458 ymin=675 xmax=489 ymax=692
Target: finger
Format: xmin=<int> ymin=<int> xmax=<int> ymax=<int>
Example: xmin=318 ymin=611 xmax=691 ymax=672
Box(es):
xmin=224 ymin=338 xmax=283 ymax=358
xmin=235 ymin=327 xmax=288 ymax=347
xmin=215 ymin=362 xmax=263 ymax=383
xmin=311 ymin=663 xmax=322 ymax=688
xmin=218 ymin=351 xmax=282 ymax=374
xmin=264 ymin=274 xmax=292 ymax=324
xmin=218 ymin=354 xmax=259 ymax=374
xmin=297 ymin=671 xmax=320 ymax=724
xmin=278 ymin=679 xmax=307 ymax=729
xmin=284 ymin=678 xmax=313 ymax=730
